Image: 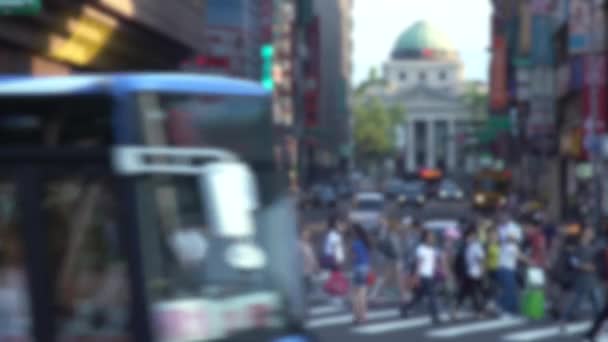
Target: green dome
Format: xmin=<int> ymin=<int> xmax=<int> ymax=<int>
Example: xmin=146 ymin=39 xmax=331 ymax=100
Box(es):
xmin=392 ymin=21 xmax=455 ymax=60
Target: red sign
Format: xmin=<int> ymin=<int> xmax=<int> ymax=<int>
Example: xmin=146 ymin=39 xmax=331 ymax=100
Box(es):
xmin=582 ymin=55 xmax=608 ymax=154
xmin=490 ymin=35 xmax=508 ymax=110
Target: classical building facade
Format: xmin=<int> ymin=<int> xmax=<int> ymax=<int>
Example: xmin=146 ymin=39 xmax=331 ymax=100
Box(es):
xmin=362 ymin=21 xmax=475 ymax=172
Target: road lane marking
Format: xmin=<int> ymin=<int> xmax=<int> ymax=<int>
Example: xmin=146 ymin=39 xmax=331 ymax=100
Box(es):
xmin=428 ymin=317 xmax=526 ymax=338
xmin=353 ymin=313 xmax=470 ymax=335
xmin=309 ymin=305 xmax=340 ymax=316
xmin=306 ymin=308 xmax=398 ymax=329
xmin=503 ymin=321 xmax=590 ymax=341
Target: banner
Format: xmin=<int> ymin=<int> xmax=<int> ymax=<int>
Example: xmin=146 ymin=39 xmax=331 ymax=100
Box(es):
xmin=490 ymin=35 xmax=509 ymax=110
xmin=582 ymin=55 xmax=608 ymax=153
xmin=532 ymin=15 xmax=554 ymax=65
xmin=519 ymin=0 xmax=532 ymax=54
xmin=569 ymin=0 xmax=592 ymax=54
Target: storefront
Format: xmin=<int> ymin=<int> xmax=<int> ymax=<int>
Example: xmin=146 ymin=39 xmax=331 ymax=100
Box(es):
xmin=0 ymin=0 xmax=206 ymax=74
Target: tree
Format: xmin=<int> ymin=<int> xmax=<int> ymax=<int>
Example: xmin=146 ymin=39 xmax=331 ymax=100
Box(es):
xmin=354 ymin=98 xmax=390 ymax=159
xmin=353 ymin=98 xmax=406 ymax=162
xmin=461 ymin=82 xmax=488 ymax=123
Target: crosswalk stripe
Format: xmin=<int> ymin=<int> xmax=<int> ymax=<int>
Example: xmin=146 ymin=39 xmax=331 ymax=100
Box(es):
xmin=306 ymin=308 xmax=399 ymax=329
xmin=428 ymin=317 xmax=526 ymax=338
xmin=502 ymin=322 xmax=590 ymax=341
xmin=354 ymin=313 xmax=470 ymax=335
xmin=309 ymin=305 xmax=341 ymax=316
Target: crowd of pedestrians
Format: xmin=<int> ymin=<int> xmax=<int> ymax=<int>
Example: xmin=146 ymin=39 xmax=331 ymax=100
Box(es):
xmin=299 ymin=204 xmax=608 ymax=340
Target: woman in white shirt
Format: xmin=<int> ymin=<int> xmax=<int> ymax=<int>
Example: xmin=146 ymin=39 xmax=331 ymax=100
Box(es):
xmin=322 ymin=217 xmax=345 ymax=271
xmin=399 ymin=230 xmax=440 ymax=324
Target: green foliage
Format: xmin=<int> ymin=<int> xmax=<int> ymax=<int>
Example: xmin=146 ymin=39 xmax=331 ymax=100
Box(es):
xmin=354 ymin=98 xmax=405 ymax=160
xmin=461 ymin=83 xmax=488 ymax=122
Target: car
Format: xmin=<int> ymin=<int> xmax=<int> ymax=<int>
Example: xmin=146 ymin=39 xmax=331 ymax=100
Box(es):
xmin=336 ymin=182 xmax=353 ymax=199
xmin=349 ymin=192 xmax=385 ymax=232
xmin=396 ymin=181 xmax=427 ymax=207
xmin=310 ymin=184 xmax=337 ymax=208
xmin=384 ymin=178 xmax=406 ymax=201
xmin=437 ymin=180 xmax=465 ymax=201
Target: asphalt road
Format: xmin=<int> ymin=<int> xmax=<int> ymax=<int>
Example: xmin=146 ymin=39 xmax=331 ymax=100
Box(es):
xmin=300 ymin=199 xmax=606 ymax=342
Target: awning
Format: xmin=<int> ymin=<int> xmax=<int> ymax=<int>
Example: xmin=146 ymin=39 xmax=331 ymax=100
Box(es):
xmin=476 ymin=116 xmax=512 ymax=144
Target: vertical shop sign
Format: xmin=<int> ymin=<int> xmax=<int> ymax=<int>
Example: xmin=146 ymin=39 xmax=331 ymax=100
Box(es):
xmin=532 ymin=15 xmax=554 ymax=65
xmin=491 ymin=35 xmax=509 ymax=110
xmin=519 ymin=0 xmax=532 ymax=55
xmin=582 ymin=54 xmax=608 ymax=152
xmin=569 ymin=0 xmax=592 ymax=54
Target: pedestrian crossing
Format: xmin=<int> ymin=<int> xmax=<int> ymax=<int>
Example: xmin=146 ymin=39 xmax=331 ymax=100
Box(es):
xmin=306 ymin=304 xmax=608 ymax=341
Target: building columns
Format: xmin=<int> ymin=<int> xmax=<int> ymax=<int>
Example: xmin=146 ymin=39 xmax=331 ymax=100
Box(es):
xmin=406 ymin=122 xmax=415 ymax=172
xmin=448 ymin=120 xmax=456 ymax=170
xmin=427 ymin=119 xmax=435 ymax=168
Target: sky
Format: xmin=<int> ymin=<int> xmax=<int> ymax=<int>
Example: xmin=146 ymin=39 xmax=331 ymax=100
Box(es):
xmin=352 ymin=0 xmax=492 ymax=86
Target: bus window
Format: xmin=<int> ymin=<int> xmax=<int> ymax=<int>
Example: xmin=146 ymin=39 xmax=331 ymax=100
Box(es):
xmin=0 ymin=180 xmax=31 ymax=341
xmin=43 ymin=177 xmax=131 ymax=342
xmin=0 ymin=96 xmax=112 ymax=147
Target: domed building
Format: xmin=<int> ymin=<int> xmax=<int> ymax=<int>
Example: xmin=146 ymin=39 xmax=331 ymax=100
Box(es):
xmin=362 ymin=21 xmax=476 ymax=173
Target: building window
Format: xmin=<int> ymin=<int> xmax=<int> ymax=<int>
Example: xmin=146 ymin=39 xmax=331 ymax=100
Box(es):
xmin=439 ymin=71 xmax=447 ymax=81
xmin=419 ymin=72 xmax=427 ymax=82
xmin=399 ymin=72 xmax=407 ymax=81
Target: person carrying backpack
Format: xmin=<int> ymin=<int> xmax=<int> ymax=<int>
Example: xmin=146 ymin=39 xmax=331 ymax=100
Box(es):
xmin=560 ymin=228 xmax=601 ymax=329
xmin=583 ymin=229 xmax=608 ymax=341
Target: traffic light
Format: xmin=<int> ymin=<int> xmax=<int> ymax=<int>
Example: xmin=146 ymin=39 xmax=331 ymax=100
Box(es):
xmin=260 ymin=44 xmax=274 ymax=90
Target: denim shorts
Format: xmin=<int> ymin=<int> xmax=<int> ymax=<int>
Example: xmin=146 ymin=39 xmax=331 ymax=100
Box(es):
xmin=353 ymin=265 xmax=370 ymax=287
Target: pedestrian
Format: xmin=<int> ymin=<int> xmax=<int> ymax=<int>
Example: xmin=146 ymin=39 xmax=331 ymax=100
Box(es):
xmin=583 ymin=228 xmax=608 ymax=341
xmin=525 ymin=215 xmax=548 ymax=269
xmin=401 ymin=218 xmax=421 ymax=303
xmin=497 ymin=231 xmax=530 ymax=316
xmin=351 ymin=224 xmax=372 ymax=324
xmin=561 ymin=228 xmax=601 ymax=329
xmin=322 ymin=216 xmax=347 ymax=307
xmin=321 ymin=215 xmax=345 ymax=271
xmin=497 ymin=211 xmax=523 ymax=245
xmin=547 ymin=221 xmax=579 ymax=320
xmin=453 ymin=227 xmax=486 ymax=319
xmin=399 ymin=230 xmax=441 ymax=325
xmin=299 ymin=229 xmax=319 ymax=295
xmin=370 ymin=218 xmax=403 ymax=302
xmin=484 ymin=227 xmax=501 ymax=312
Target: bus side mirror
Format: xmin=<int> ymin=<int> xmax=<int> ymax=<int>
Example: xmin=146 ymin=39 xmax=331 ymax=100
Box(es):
xmin=199 ymin=162 xmax=259 ymax=239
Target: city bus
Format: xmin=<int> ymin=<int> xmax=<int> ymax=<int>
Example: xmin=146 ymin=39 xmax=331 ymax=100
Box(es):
xmin=0 ymin=74 xmax=309 ymax=342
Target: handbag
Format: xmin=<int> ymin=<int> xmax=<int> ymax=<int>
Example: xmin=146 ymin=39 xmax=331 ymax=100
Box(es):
xmin=367 ymin=271 xmax=377 ymax=287
xmin=526 ymin=267 xmax=545 ymax=287
xmin=324 ymin=271 xmax=349 ymax=296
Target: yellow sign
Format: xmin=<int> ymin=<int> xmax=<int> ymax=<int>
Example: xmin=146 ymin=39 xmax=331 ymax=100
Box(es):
xmin=46 ymin=13 xmax=116 ymax=66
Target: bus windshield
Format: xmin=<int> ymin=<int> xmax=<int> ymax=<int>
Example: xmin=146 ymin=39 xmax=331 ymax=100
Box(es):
xmin=135 ymin=93 xmax=280 ymax=303
xmin=475 ymin=179 xmax=509 ymax=193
